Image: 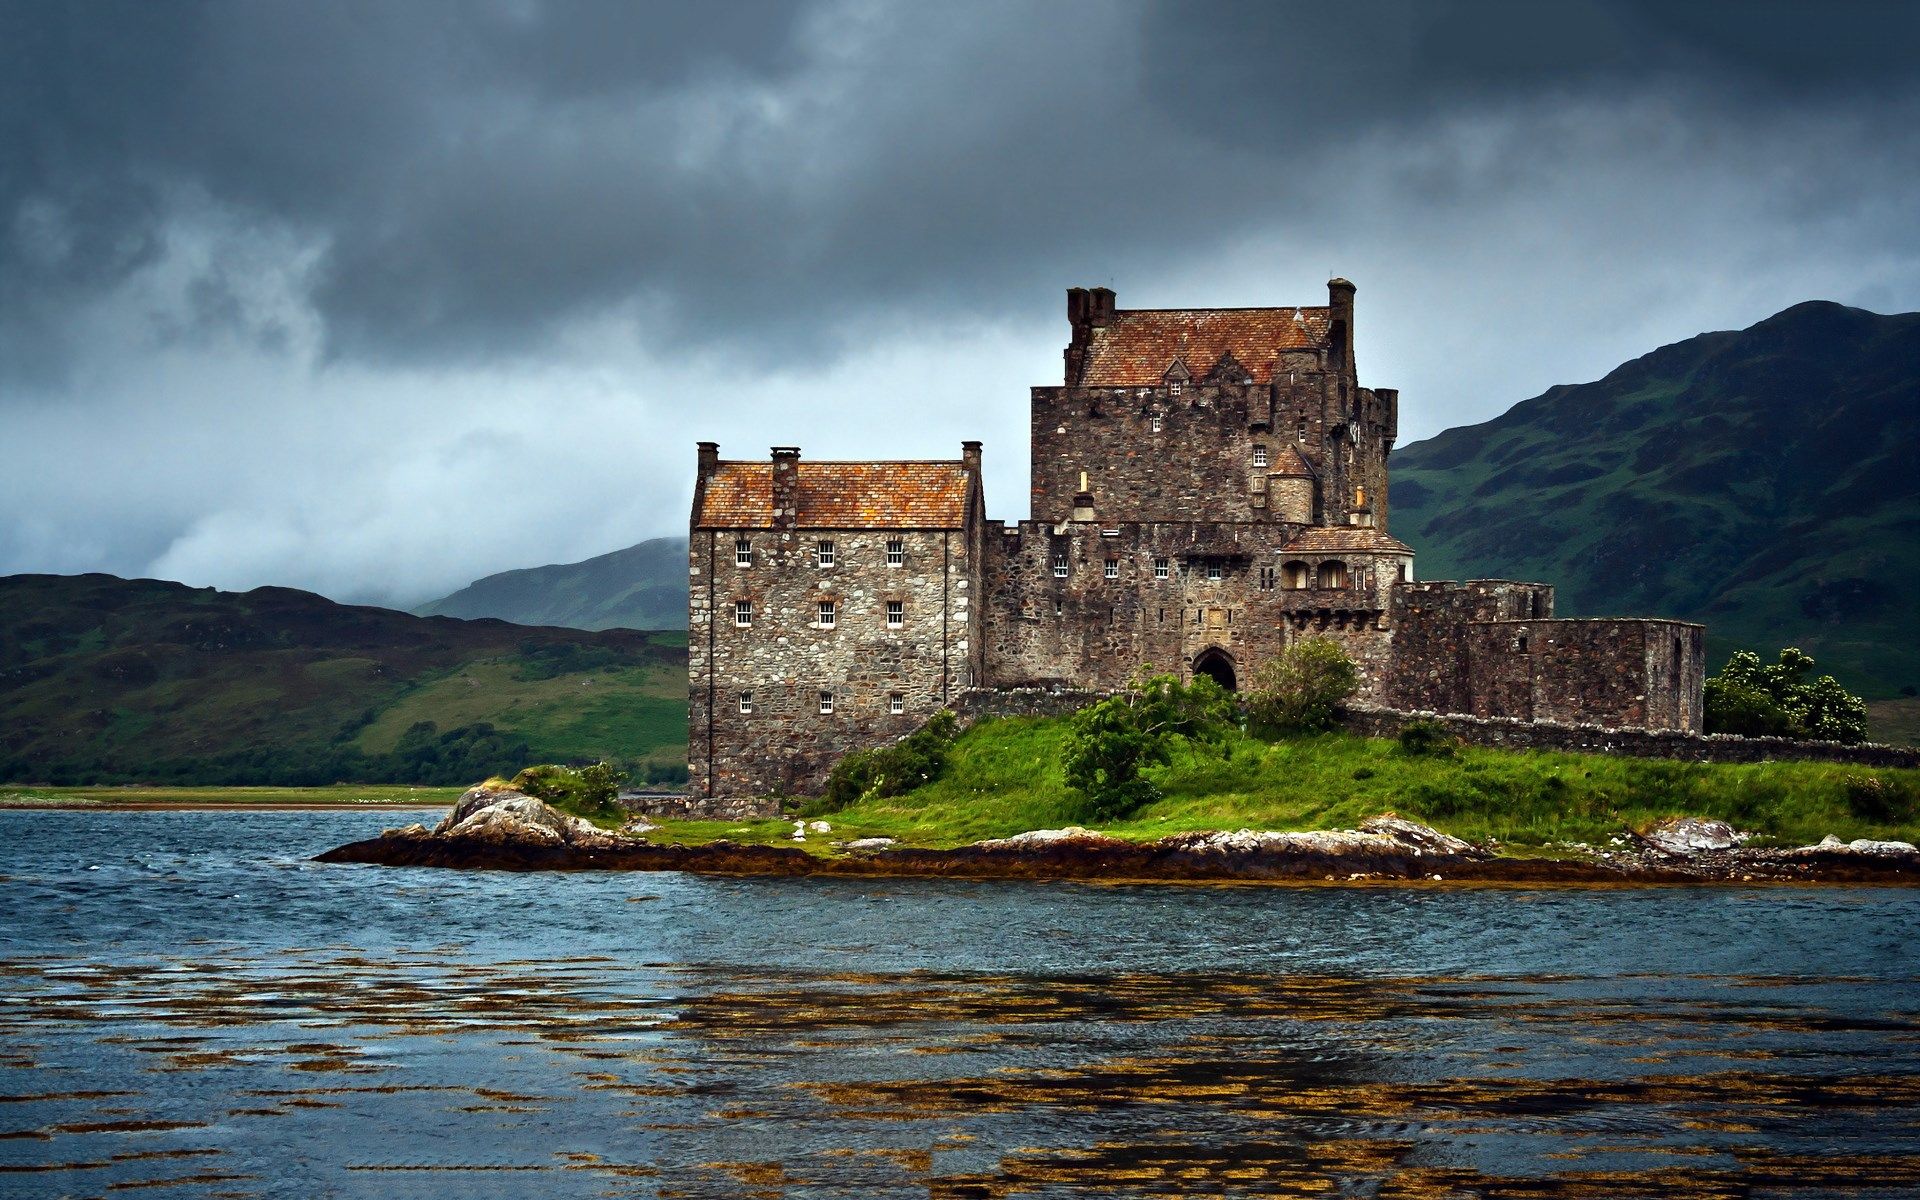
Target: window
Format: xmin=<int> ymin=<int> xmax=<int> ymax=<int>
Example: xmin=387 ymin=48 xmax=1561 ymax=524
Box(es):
xmin=1054 ymin=600 xmax=1064 ymax=617
xmin=1317 ymin=560 xmax=1349 ymax=589
xmin=1259 ymin=566 xmax=1275 ymax=590
xmin=886 ymin=600 xmax=903 ymax=628
xmin=1283 ymin=560 xmax=1312 ymax=590
xmin=1150 ymin=414 xmax=1162 ymax=433
xmin=818 ymin=691 xmax=834 ymax=714
xmin=734 ymin=599 xmax=753 ymax=626
xmin=1170 ymin=382 xmax=1183 ymax=396
xmin=1052 ymin=553 xmax=1068 ymax=578
xmin=1252 ymin=445 xmax=1269 ymax=468
xmin=735 ymin=537 xmax=752 ymax=567
xmin=886 ymin=538 xmax=905 ymax=566
xmin=1206 ymin=560 xmax=1222 ymax=582
xmin=738 ymin=691 xmax=753 ymax=714
xmin=889 ymin=693 xmax=905 ymax=715
xmin=1154 ymin=556 xmax=1170 ymax=580
xmin=1516 ymin=635 xmax=1530 ymax=654
xmin=1297 ymin=419 xmax=1308 ymax=442
xmin=1104 ymin=558 xmax=1119 ymax=580
xmin=816 ymin=539 xmax=835 ymax=567
xmin=818 ymin=599 xmax=836 ymax=627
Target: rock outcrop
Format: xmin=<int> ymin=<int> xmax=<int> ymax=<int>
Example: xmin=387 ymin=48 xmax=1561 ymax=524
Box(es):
xmin=1638 ymin=817 xmax=1748 ymax=857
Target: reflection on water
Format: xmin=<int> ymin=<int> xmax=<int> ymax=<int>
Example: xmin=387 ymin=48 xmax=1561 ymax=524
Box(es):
xmin=1 ymin=810 xmax=1917 ymax=1197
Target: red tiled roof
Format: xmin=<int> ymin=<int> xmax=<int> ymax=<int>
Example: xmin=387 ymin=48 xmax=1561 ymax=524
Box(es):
xmin=696 ymin=461 xmax=972 ymax=529
xmin=1283 ymin=527 xmax=1413 ymax=555
xmin=1079 ymin=307 xmax=1331 ymax=386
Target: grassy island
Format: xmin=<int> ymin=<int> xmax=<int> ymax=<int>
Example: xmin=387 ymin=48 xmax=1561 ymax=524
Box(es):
xmin=651 ymin=715 xmax=1920 ymax=853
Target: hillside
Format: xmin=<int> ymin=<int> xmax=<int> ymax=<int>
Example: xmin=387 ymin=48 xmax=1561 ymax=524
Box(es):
xmin=417 ymin=536 xmax=688 ymax=630
xmin=0 ymin=574 xmax=689 ymax=786
xmin=1391 ymin=300 xmax=1920 ymax=705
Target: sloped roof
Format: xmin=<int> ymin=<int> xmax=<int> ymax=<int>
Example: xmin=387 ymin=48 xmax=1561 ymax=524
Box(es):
xmin=1079 ymin=307 xmax=1331 ymax=386
xmin=696 ymin=461 xmax=971 ymax=529
xmin=1265 ymin=444 xmax=1316 ymax=478
xmin=1282 ymin=527 xmax=1413 ymax=555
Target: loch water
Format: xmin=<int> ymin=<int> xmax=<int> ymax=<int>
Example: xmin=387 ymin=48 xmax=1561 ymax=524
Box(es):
xmin=2 ymin=809 xmax=1917 ymax=1199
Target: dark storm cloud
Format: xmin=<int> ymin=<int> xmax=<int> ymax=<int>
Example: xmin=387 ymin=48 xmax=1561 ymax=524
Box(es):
xmin=5 ymin=1 xmax=1920 ymax=604
xmin=4 ymin=0 xmax=1920 ymax=382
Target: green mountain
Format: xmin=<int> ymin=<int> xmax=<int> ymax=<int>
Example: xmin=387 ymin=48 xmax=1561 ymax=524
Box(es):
xmin=1390 ymin=300 xmax=1920 ymax=705
xmin=417 ymin=536 xmax=688 ymax=630
xmin=0 ymin=574 xmax=689 ymax=786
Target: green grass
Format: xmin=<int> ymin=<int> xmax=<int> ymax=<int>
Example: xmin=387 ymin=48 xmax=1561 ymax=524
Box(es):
xmin=762 ymin=716 xmax=1920 ymax=850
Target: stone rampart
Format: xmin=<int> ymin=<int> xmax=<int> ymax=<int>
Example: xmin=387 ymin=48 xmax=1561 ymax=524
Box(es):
xmin=1342 ymin=706 xmax=1920 ymax=770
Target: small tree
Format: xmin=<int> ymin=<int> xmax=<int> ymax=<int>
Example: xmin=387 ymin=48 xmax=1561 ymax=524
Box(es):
xmin=1245 ymin=637 xmax=1360 ymax=736
xmin=813 ymin=709 xmax=961 ymax=814
xmin=1705 ymin=648 xmax=1867 ymax=744
xmin=1062 ymin=671 xmax=1235 ymax=823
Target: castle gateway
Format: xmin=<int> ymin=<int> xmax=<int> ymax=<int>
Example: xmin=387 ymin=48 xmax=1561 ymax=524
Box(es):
xmin=689 ymin=281 xmax=1704 ymax=798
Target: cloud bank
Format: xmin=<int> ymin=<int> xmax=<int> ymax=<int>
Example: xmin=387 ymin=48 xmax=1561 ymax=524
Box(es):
xmin=5 ymin=0 xmax=1919 ymax=604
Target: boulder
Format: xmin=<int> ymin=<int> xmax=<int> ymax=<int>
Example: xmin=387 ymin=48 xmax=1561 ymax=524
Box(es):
xmin=1846 ymin=838 xmax=1918 ymax=856
xmin=974 ymin=826 xmax=1130 ymax=850
xmin=433 ymin=786 xmax=617 ymax=847
xmin=842 ymin=837 xmax=898 ymax=852
xmin=1359 ymin=814 xmax=1479 ymax=857
xmin=1640 ymin=817 xmax=1746 ymax=856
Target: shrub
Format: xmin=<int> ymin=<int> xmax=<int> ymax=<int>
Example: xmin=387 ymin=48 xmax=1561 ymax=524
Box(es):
xmin=1245 ymin=638 xmax=1359 ymax=735
xmin=1396 ymin=719 xmax=1459 ymax=758
xmin=1062 ymin=672 xmax=1237 ymax=823
xmin=811 ymin=709 xmax=961 ymax=814
xmin=1705 ymin=648 xmax=1867 ymax=744
xmin=509 ymin=760 xmax=628 ymax=827
xmin=1845 ymin=774 xmax=1917 ymax=824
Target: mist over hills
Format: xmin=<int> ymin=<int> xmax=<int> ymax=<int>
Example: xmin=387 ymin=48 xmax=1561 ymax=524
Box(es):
xmin=1390 ymin=300 xmax=1920 ymax=702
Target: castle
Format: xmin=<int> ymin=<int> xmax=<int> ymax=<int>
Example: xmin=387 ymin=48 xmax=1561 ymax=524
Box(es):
xmin=688 ymin=280 xmax=1705 ymax=798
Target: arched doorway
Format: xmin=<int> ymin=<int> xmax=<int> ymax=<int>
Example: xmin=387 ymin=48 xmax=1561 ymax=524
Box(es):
xmin=1192 ymin=647 xmax=1237 ymax=692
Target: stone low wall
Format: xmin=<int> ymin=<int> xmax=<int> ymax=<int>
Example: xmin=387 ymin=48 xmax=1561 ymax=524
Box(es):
xmin=951 ymin=686 xmax=1106 ymax=725
xmin=618 ymin=791 xmax=780 ymax=821
xmin=1342 ymin=707 xmax=1920 ymax=770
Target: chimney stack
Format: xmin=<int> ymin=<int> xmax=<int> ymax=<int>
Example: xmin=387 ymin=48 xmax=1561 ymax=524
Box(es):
xmin=961 ymin=440 xmax=982 ymax=477
xmin=696 ymin=441 xmax=719 ymax=481
xmin=770 ymin=446 xmax=800 ymax=532
xmin=1088 ymin=286 xmax=1116 ymax=326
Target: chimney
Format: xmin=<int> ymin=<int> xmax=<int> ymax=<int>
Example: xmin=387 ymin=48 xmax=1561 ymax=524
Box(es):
xmin=961 ymin=440 xmax=982 ymax=477
xmin=1328 ymin=277 xmax=1355 ymax=372
xmin=696 ymin=441 xmax=719 ymax=481
xmin=1088 ymin=286 xmax=1116 ymax=326
xmin=770 ymin=446 xmax=800 ymax=532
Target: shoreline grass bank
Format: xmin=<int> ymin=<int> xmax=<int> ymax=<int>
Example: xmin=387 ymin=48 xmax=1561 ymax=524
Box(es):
xmin=0 ymin=784 xmax=466 ymax=810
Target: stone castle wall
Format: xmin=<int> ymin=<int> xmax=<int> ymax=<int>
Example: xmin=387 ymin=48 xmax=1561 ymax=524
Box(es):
xmin=979 ymin=518 xmax=1407 ymax=700
xmin=1342 ymin=707 xmax=1920 ymax=769
xmin=688 ymin=526 xmax=979 ymax=797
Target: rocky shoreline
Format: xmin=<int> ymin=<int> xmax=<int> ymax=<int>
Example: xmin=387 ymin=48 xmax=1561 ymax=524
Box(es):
xmin=312 ymin=787 xmax=1920 ymax=886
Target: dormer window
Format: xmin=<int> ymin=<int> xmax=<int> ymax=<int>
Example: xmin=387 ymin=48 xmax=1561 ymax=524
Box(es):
xmin=1252 ymin=445 xmax=1268 ymax=468
xmin=1170 ymin=382 xmax=1183 ymax=396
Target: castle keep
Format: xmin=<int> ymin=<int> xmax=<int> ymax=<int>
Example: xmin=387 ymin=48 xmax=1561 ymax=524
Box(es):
xmin=689 ymin=281 xmax=1705 ymax=798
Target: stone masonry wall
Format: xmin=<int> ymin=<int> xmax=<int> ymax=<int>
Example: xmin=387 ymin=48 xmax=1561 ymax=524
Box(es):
xmin=689 ymin=526 xmax=978 ymax=798
xmin=980 ymin=518 xmax=1407 ymax=701
xmin=1464 ymin=619 xmax=1705 ymax=733
xmin=1388 ymin=581 xmax=1556 ymax=713
xmin=1343 ymin=707 xmax=1920 ymax=769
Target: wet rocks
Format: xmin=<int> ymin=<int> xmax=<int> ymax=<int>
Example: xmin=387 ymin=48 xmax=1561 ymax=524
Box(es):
xmin=431 ymin=786 xmax=620 ymax=848
xmin=1801 ymin=834 xmax=1919 ymax=857
xmin=1639 ymin=817 xmax=1748 ymax=857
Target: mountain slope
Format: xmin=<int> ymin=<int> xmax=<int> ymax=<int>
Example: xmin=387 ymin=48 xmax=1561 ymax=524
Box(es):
xmin=0 ymin=574 xmax=689 ymax=786
xmin=1390 ymin=301 xmax=1920 ymax=699
xmin=417 ymin=536 xmax=688 ymax=630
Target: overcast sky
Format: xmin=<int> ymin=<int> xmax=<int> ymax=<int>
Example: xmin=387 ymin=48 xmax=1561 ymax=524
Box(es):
xmin=6 ymin=0 xmax=1920 ymax=607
